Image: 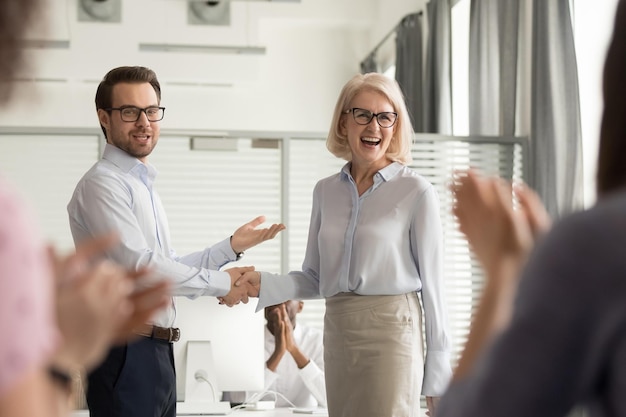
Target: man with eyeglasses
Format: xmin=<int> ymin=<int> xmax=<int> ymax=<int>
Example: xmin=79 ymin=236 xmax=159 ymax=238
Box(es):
xmin=67 ymin=66 xmax=285 ymax=417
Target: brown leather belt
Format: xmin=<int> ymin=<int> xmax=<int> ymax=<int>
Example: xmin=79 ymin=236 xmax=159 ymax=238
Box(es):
xmin=136 ymin=325 xmax=180 ymax=343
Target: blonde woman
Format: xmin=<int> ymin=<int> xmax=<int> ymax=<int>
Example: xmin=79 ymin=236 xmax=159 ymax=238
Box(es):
xmin=241 ymin=73 xmax=452 ymax=417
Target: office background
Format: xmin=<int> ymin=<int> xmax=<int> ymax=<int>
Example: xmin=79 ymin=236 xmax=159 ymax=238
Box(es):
xmin=0 ymin=0 xmax=620 ymax=413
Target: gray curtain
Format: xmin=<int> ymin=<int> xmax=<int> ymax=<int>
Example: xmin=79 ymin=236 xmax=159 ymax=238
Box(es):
xmin=424 ymin=0 xmax=452 ymax=134
xmin=531 ymin=0 xmax=583 ymax=217
xmin=395 ymin=13 xmax=424 ymax=131
xmin=468 ymin=0 xmax=520 ymax=136
xmin=360 ymin=53 xmax=379 ymax=74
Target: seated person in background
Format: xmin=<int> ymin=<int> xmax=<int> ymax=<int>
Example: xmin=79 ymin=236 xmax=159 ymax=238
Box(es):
xmin=225 ymin=300 xmax=326 ymax=408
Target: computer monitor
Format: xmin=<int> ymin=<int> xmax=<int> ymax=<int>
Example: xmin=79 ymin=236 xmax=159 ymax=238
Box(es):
xmin=173 ymin=295 xmax=265 ymax=401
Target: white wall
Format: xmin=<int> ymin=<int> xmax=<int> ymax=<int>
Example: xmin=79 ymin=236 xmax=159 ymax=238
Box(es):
xmin=3 ymin=0 xmax=618 ymax=189
xmin=0 ymin=0 xmax=383 ymax=133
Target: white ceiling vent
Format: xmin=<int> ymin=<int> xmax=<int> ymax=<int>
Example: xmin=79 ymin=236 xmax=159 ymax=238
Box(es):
xmin=188 ymin=1 xmax=231 ymax=26
xmin=78 ymin=0 xmax=121 ymax=23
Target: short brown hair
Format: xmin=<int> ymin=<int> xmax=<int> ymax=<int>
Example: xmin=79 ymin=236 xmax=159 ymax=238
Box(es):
xmin=0 ymin=0 xmax=42 ymax=105
xmin=326 ymin=73 xmax=414 ymax=165
xmin=95 ymin=66 xmax=162 ymax=138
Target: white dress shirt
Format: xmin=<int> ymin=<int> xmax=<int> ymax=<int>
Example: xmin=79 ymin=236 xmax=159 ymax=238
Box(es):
xmin=256 ymin=161 xmax=452 ymax=395
xmin=263 ymin=325 xmax=326 ymax=408
xmin=67 ymin=144 xmax=239 ymax=327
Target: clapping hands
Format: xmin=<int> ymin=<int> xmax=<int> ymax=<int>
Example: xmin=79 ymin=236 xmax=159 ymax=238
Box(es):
xmin=50 ymin=234 xmax=170 ymax=372
xmin=267 ymin=304 xmax=296 ymax=355
xmin=451 ymin=169 xmax=551 ymax=281
xmin=265 ymin=301 xmax=310 ymax=371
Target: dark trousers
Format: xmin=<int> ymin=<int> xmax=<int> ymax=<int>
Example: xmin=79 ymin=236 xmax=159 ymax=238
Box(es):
xmin=86 ymin=337 xmax=177 ymax=417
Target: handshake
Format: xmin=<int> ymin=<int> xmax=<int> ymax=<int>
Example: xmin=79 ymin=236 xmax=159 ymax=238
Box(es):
xmin=218 ymin=266 xmax=262 ymax=307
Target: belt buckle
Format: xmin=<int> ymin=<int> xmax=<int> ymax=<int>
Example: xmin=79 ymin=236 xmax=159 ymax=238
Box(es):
xmin=169 ymin=328 xmax=180 ymax=342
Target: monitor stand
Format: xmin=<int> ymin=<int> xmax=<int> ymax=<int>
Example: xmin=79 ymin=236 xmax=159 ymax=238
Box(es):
xmin=176 ymin=401 xmax=232 ymax=416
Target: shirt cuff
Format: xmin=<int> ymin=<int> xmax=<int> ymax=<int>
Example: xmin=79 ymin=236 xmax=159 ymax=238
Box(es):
xmin=210 ymin=269 xmax=233 ymax=297
xmin=255 ymin=272 xmax=295 ymax=312
xmin=422 ymin=350 xmax=453 ymax=396
xmin=209 ymin=237 xmax=241 ymax=268
xmin=298 ymin=359 xmax=323 ymax=383
xmin=264 ymin=366 xmax=279 ymax=389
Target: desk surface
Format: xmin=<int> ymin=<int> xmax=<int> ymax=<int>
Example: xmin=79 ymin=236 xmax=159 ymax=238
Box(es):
xmin=71 ymin=408 xmax=327 ymax=417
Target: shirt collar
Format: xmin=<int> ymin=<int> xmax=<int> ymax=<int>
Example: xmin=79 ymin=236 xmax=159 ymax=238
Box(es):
xmin=340 ymin=160 xmax=403 ymax=182
xmin=102 ymin=143 xmax=157 ymax=182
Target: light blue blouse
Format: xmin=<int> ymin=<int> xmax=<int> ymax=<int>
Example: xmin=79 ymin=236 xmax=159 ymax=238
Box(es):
xmin=257 ymin=161 xmax=452 ymax=395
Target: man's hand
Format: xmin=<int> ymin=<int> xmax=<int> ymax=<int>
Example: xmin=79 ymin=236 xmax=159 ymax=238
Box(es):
xmin=278 ymin=305 xmax=297 ymax=354
xmin=219 ymin=266 xmax=255 ymax=307
xmin=235 ymin=270 xmax=261 ymax=297
xmin=266 ymin=303 xmax=309 ymax=369
xmin=265 ymin=305 xmax=288 ymax=371
xmin=230 ymin=215 xmax=286 ymax=254
xmin=272 ymin=306 xmax=289 ymax=355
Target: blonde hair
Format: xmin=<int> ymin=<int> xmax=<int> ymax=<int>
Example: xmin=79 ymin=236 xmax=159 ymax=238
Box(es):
xmin=326 ymin=73 xmax=414 ymax=165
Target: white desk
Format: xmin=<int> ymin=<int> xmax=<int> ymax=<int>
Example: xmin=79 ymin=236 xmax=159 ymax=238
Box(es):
xmin=71 ymin=408 xmax=327 ymax=417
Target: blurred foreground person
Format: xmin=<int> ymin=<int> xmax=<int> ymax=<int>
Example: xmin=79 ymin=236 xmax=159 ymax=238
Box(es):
xmin=0 ymin=2 xmax=169 ymax=417
xmin=438 ymin=2 xmax=626 ymax=416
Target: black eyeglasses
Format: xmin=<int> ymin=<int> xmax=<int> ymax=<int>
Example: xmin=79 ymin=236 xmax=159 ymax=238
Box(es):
xmin=344 ymin=107 xmax=398 ymax=128
xmin=105 ymin=106 xmax=166 ymax=122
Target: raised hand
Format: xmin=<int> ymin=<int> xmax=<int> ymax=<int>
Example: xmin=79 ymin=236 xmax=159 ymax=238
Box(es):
xmin=514 ymin=182 xmax=552 ymax=240
xmin=219 ymin=266 xmax=256 ymax=307
xmin=230 ymin=215 xmax=286 ymax=254
xmin=271 ymin=306 xmax=288 ymax=354
xmin=265 ymin=305 xmax=288 ymax=371
xmin=267 ymin=303 xmax=309 ymax=369
xmin=278 ymin=304 xmax=297 ymax=354
xmin=451 ymin=170 xmax=534 ymax=278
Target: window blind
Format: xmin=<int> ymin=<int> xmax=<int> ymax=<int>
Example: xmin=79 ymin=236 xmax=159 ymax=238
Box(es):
xmin=408 ymin=134 xmax=526 ymax=361
xmin=149 ymin=136 xmax=283 ymax=273
xmin=0 ymin=133 xmax=99 ymax=251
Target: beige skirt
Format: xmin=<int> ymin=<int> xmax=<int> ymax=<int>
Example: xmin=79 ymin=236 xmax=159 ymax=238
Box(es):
xmin=324 ymin=292 xmax=424 ymax=417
